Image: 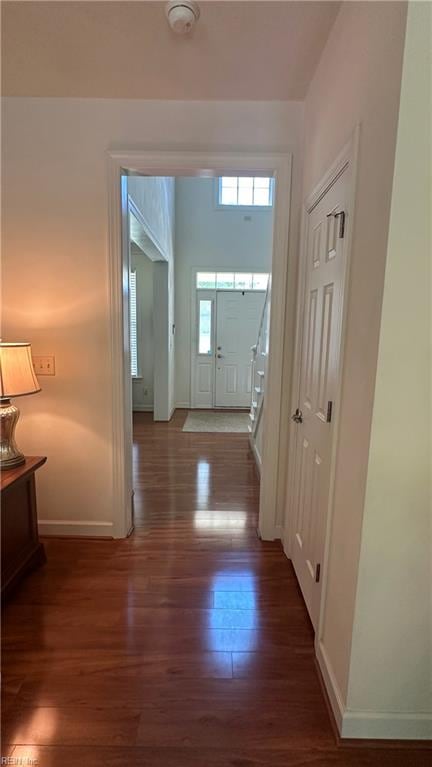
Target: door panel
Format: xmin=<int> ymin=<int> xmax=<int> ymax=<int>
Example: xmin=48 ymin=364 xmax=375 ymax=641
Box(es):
xmin=291 ymin=168 xmax=349 ymax=629
xmin=197 ymin=363 xmax=212 ymax=393
xmin=215 ymin=291 xmax=265 ymax=407
xmin=224 ymin=365 xmax=238 ymax=394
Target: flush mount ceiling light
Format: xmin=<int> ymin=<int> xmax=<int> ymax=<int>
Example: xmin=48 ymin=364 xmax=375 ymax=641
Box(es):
xmin=165 ymin=1 xmax=200 ymax=35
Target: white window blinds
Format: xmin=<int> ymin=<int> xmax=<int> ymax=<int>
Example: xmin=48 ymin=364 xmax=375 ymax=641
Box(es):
xmin=130 ymin=270 xmax=138 ymax=377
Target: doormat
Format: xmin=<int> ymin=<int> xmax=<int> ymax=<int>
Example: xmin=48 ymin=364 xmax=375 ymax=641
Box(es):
xmin=182 ymin=411 xmax=250 ymax=433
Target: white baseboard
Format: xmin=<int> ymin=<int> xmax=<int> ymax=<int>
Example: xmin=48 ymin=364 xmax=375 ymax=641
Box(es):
xmin=184 ymin=404 xmax=250 ymax=411
xmin=282 ymin=531 xmax=291 ymax=559
xmin=38 ymin=520 xmax=114 ymax=538
xmin=316 ymin=640 xmax=345 ymax=734
xmin=316 ymin=639 xmax=432 ymax=740
xmin=132 ymin=405 xmax=153 ymax=412
xmin=258 ymin=523 xmax=283 ymax=541
xmin=341 ymin=710 xmax=432 ymax=740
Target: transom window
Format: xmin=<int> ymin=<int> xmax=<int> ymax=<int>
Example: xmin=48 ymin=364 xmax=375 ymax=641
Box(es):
xmin=196 ymin=272 xmax=269 ymax=291
xmin=218 ymin=176 xmax=274 ymax=207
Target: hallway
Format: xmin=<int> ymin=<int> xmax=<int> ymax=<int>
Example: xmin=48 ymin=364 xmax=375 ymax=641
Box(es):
xmin=2 ymin=411 xmax=429 ymax=765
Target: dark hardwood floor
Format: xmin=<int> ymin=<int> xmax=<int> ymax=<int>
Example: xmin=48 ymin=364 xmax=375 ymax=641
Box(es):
xmin=2 ymin=411 xmax=429 ymax=765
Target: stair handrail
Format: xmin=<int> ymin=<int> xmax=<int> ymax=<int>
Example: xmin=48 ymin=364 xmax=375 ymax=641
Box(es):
xmin=253 ymin=393 xmax=264 ymax=435
xmin=254 ymin=284 xmax=270 ymax=355
xmin=249 ymin=284 xmax=270 ymax=436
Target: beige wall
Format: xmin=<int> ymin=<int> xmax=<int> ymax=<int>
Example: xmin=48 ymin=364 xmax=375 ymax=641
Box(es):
xmin=128 ymin=176 xmax=175 ymax=265
xmin=301 ymin=0 xmax=408 ymax=709
xmin=346 ymin=1 xmax=431 ymax=732
xmin=1 ymin=98 xmax=303 ymax=534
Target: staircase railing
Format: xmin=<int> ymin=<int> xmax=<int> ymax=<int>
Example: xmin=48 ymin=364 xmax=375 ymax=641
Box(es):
xmin=249 ymin=286 xmax=270 ymax=439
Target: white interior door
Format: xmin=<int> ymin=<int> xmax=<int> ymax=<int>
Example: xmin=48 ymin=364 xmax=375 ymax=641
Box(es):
xmin=215 ymin=291 xmax=265 ymax=407
xmin=291 ymin=166 xmax=349 ymax=629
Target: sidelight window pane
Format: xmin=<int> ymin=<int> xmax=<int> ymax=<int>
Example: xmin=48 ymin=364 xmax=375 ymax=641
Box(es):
xmin=198 ymin=300 xmax=212 ymax=355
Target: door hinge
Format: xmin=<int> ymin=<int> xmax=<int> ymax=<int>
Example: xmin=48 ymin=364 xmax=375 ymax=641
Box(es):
xmin=327 ymin=210 xmax=345 ymax=238
xmin=326 ymin=401 xmax=333 ymax=423
xmin=315 ymin=563 xmax=321 ymax=583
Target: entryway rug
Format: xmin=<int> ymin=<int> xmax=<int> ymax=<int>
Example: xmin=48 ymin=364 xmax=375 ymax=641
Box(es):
xmin=183 ymin=411 xmax=250 ymax=433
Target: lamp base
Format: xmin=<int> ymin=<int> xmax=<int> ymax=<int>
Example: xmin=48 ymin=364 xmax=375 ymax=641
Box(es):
xmin=0 ymin=399 xmax=25 ymax=469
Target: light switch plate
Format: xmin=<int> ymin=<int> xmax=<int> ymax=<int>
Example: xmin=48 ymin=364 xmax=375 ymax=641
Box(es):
xmin=33 ymin=356 xmax=55 ymax=376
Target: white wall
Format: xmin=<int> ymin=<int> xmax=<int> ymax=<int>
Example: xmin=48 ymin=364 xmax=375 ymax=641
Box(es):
xmin=128 ymin=176 xmax=175 ymax=264
xmin=131 ymin=246 xmax=154 ymax=411
xmin=299 ymin=0 xmax=408 ymax=728
xmin=174 ymin=177 xmax=273 ymax=406
xmin=1 ymin=98 xmax=303 ymax=533
xmin=345 ymin=1 xmax=431 ymax=737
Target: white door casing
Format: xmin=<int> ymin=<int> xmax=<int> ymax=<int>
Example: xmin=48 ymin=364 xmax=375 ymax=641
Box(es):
xmin=107 ymin=149 xmax=292 ymax=540
xmin=290 ymin=165 xmax=350 ymax=630
xmin=215 ymin=291 xmax=265 ymax=407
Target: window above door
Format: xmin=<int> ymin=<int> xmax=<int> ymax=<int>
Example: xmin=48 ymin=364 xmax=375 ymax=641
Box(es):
xmin=216 ymin=177 xmax=274 ymax=209
xmin=196 ymin=272 xmax=269 ymax=291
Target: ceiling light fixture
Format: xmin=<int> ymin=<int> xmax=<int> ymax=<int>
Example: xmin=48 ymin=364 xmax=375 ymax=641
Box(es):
xmin=165 ymin=1 xmax=200 ymax=35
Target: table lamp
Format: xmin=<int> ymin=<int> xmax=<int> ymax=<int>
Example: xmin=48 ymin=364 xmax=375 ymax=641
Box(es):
xmin=0 ymin=342 xmax=41 ymax=469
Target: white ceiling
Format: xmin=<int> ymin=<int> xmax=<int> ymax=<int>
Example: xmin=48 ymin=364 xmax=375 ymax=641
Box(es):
xmin=2 ymin=1 xmax=341 ymax=100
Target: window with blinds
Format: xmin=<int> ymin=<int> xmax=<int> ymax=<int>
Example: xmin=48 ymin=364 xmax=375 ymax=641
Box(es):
xmin=130 ymin=270 xmax=138 ymax=377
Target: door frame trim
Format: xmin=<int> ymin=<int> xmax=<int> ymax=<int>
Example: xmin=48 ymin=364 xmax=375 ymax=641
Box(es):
xmin=107 ymin=148 xmax=292 ymax=540
xmin=283 ymin=127 xmax=360 ymax=629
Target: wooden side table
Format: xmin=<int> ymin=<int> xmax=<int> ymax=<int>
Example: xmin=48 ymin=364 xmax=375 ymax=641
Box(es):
xmin=1 ymin=456 xmax=47 ymax=600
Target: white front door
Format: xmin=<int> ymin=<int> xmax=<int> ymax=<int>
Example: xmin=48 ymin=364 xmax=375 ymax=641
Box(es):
xmin=290 ymin=166 xmax=350 ymax=629
xmin=215 ymin=291 xmax=265 ymax=407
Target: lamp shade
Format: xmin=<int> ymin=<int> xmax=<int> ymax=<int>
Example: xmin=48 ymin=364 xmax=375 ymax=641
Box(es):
xmin=0 ymin=343 xmax=41 ymax=398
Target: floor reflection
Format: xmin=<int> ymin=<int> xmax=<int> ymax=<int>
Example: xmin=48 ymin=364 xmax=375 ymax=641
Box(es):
xmin=207 ymin=570 xmax=258 ymax=653
xmin=11 ymin=708 xmax=58 ymax=745
xmin=196 ymin=459 xmax=211 ymax=506
xmin=193 ymin=510 xmax=247 ymax=529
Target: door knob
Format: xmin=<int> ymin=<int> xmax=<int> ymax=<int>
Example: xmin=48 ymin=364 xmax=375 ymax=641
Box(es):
xmin=291 ymin=408 xmax=303 ymax=424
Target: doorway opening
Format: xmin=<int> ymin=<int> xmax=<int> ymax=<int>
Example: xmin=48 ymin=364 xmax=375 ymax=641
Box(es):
xmin=192 ymin=270 xmax=269 ymax=410
xmin=107 ymin=150 xmax=292 ymax=541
